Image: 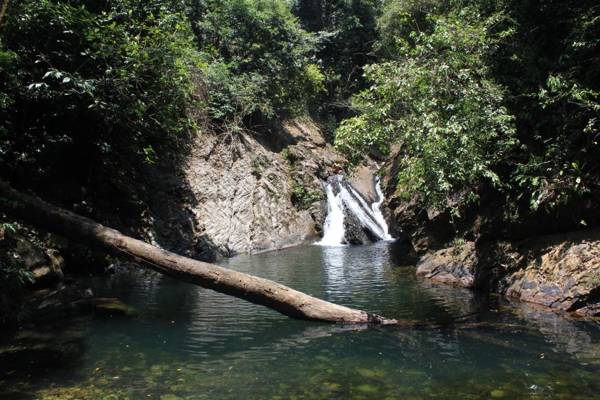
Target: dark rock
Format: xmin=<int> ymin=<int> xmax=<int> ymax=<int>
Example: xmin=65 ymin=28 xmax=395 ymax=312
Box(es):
xmin=16 ymin=284 xmax=95 ymax=324
xmin=343 ymin=207 xmax=372 ymax=245
xmin=416 ymin=242 xmax=477 ymax=287
xmin=15 ymin=237 xmax=47 ymax=269
xmin=412 ymin=229 xmax=600 ymax=318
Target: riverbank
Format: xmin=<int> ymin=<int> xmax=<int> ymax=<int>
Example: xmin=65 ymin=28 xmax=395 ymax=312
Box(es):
xmin=381 ymin=157 xmax=600 ymax=318
xmin=415 ymin=229 xmax=600 ymax=318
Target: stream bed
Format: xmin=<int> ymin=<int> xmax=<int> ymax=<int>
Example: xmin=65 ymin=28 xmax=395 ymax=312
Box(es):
xmin=1 ymin=242 xmax=600 ymax=399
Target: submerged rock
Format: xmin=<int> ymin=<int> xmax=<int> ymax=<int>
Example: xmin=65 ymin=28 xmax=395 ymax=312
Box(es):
xmin=93 ymin=298 xmax=137 ymax=318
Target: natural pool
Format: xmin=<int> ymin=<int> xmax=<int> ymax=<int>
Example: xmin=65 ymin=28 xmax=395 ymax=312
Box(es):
xmin=1 ymin=242 xmax=600 ymax=399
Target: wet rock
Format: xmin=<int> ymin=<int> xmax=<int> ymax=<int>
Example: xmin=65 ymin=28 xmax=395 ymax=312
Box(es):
xmin=325 ymin=174 xmax=390 ymax=245
xmin=93 ymin=298 xmax=137 ymax=317
xmin=343 ymin=207 xmax=373 ymax=245
xmin=416 ymin=241 xmax=477 ymax=287
xmin=502 ymin=230 xmax=600 ymax=316
xmin=414 ymin=229 xmax=600 ymax=317
xmin=310 ymin=200 xmax=328 ymax=236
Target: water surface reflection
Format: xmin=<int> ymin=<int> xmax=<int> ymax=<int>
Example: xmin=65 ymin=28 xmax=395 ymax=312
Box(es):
xmin=0 ymin=242 xmax=599 ymax=399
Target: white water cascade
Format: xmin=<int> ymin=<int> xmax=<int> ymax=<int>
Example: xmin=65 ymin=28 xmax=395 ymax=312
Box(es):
xmin=372 ymin=178 xmax=394 ymax=241
xmin=316 ymin=175 xmax=394 ymax=246
xmin=318 ymin=184 xmax=346 ymax=246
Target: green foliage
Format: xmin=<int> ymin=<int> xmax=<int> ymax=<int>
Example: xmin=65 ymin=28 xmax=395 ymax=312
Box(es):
xmin=191 ymin=0 xmax=323 ymax=131
xmin=294 ymin=0 xmax=380 ymax=93
xmin=0 ymin=0 xmax=197 ymax=195
xmin=293 ymin=0 xmax=381 ymax=127
xmin=337 ymin=0 xmax=600 ymax=217
xmin=291 ymin=181 xmax=323 ymax=210
xmin=498 ymin=0 xmax=600 ymax=212
xmin=337 ymin=8 xmax=516 ymax=209
xmin=375 ymin=0 xmax=445 ymax=57
xmin=281 ymin=147 xmax=299 ymax=166
xmin=0 ymin=222 xmax=34 ymax=307
xmin=251 ymin=154 xmax=270 ymax=178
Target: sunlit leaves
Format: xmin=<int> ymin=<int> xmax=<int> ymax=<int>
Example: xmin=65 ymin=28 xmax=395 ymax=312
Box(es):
xmin=336 ymin=7 xmax=516 ymax=211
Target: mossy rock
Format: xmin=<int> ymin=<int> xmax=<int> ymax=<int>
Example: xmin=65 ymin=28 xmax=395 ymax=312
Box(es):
xmin=356 ymin=368 xmax=386 ymax=379
xmin=354 ymin=384 xmax=379 ymax=394
xmin=93 ymin=298 xmax=137 ymax=317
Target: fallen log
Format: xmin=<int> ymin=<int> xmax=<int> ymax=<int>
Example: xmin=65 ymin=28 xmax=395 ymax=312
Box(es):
xmin=0 ymin=179 xmax=398 ymax=324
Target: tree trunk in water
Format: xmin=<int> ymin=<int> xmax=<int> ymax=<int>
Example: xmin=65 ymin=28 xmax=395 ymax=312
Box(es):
xmin=0 ymin=180 xmax=399 ymax=324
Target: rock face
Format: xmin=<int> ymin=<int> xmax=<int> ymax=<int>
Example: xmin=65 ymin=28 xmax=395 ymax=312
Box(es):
xmin=501 ymin=230 xmax=600 ymax=317
xmin=348 ymin=164 xmax=379 ymax=204
xmin=414 ymin=230 xmax=600 ymax=317
xmin=174 ymin=118 xmax=345 ymax=259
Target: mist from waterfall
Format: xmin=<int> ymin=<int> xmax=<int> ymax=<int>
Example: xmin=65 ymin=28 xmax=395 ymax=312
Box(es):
xmin=316 ymin=175 xmax=394 ymax=246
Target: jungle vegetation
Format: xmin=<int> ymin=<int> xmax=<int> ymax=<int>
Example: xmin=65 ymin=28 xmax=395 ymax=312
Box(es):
xmin=1 ymin=0 xmax=599 ymax=291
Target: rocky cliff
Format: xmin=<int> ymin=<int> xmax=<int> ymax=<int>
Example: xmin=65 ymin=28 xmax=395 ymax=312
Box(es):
xmin=1 ymin=117 xmax=386 ymax=325
xmin=183 ymin=119 xmax=344 ymax=258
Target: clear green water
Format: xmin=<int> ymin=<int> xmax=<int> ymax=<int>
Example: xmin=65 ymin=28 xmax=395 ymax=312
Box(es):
xmin=2 ymin=242 xmax=600 ymax=399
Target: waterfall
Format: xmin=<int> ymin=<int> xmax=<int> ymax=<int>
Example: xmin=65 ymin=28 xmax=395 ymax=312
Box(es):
xmin=317 ymin=184 xmax=346 ymax=246
xmin=372 ymin=178 xmax=393 ymax=241
xmin=317 ymin=175 xmax=394 ymax=246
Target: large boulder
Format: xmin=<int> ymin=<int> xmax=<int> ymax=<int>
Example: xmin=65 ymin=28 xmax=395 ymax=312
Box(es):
xmin=416 ymin=241 xmax=477 ymax=287
xmin=501 ymin=230 xmax=600 ymax=317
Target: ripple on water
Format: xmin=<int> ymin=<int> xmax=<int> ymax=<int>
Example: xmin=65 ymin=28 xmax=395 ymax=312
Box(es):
xmin=1 ymin=242 xmax=600 ymax=400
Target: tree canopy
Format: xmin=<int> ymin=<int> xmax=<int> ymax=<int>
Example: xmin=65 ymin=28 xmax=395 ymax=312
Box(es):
xmin=1 ymin=0 xmax=598 ymax=220
xmin=335 ymin=0 xmax=600 ymax=217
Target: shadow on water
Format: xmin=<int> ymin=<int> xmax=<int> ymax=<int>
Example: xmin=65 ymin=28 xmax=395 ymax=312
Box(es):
xmin=1 ymin=242 xmax=600 ymax=399
xmin=0 ymin=318 xmax=91 ymax=399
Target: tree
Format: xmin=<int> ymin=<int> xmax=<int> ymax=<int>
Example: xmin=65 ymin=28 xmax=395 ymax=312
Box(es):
xmin=336 ymin=7 xmax=516 ymax=210
xmin=190 ymin=0 xmax=324 ymax=130
xmin=0 ymin=0 xmax=197 ymax=208
xmin=293 ymin=0 xmax=381 ymax=131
